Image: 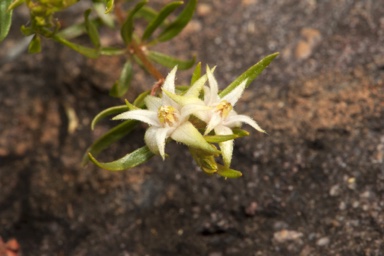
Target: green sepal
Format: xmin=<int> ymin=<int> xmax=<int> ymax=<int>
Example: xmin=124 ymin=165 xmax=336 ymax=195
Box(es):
xmin=7 ymin=0 xmax=24 ymax=11
xmin=190 ymin=62 xmax=201 ymax=85
xmin=189 ymin=147 xmax=217 ymax=174
xmin=121 ymin=0 xmax=147 ymax=44
xmin=219 ymin=52 xmax=279 ymax=97
xmin=0 ymin=0 xmax=13 ymax=42
xmin=90 ymin=105 xmax=128 ymax=130
xmin=124 ymin=99 xmax=139 ymax=110
xmin=133 ymin=90 xmax=150 ymax=107
xmin=156 ymin=0 xmax=196 ymax=42
xmin=53 ymin=35 xmax=100 ymax=58
xmin=109 ymin=61 xmax=133 ymax=97
xmin=20 ymin=25 xmax=34 ymax=36
xmin=141 ymin=1 xmax=183 ymax=41
xmin=93 ymin=2 xmax=114 ymax=27
xmin=147 ymin=50 xmax=195 ymax=70
xmin=217 ymin=164 xmax=243 ymax=178
xmin=204 ymin=129 xmax=249 ymax=143
xmin=104 ymin=0 xmax=114 ymax=14
xmin=84 ymin=9 xmax=101 ymax=48
xmin=88 ymin=146 xmax=154 ymax=171
xmin=82 ymin=119 xmax=138 ymax=164
xmin=28 ymin=34 xmax=41 ymax=53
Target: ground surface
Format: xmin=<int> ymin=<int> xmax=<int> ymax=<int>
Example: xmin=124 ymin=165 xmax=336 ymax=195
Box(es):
xmin=1 ymin=0 xmax=384 ymax=255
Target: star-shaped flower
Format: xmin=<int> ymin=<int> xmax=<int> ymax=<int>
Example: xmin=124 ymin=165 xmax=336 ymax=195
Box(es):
xmin=113 ymin=67 xmax=218 ymax=159
xmin=188 ymin=67 xmax=266 ymax=167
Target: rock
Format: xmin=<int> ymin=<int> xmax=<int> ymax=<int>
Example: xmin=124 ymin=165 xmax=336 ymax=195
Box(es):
xmin=316 ymin=236 xmax=330 ymax=246
xmin=273 ymin=230 xmax=303 ymax=243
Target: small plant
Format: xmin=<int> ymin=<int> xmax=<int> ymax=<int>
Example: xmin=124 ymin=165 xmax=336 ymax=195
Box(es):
xmin=1 ymin=0 xmax=278 ymax=178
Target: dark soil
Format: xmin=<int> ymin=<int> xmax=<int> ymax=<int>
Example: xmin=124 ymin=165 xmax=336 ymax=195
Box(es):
xmin=1 ymin=0 xmax=384 ymax=255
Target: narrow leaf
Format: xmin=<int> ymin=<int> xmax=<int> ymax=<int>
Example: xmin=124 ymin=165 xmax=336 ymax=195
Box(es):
xmin=142 ymin=1 xmax=183 ymax=41
xmin=157 ymin=0 xmax=196 ymax=42
xmin=0 ymin=0 xmax=13 ymax=42
xmin=88 ymin=146 xmax=154 ymax=171
xmin=100 ymin=47 xmax=125 ymax=56
xmin=135 ymin=6 xmax=157 ymax=22
xmin=109 ymin=61 xmax=133 ymax=97
xmin=91 ymin=105 xmax=128 ymax=130
xmin=82 ymin=120 xmax=138 ymax=164
xmin=28 ymin=34 xmax=41 ymax=53
xmin=133 ymin=90 xmax=150 ymax=106
xmin=190 ymin=62 xmax=201 ymax=85
xmin=219 ymin=52 xmax=279 ymax=97
xmin=84 ymin=9 xmax=101 ymax=48
xmin=53 ymin=35 xmax=99 ymax=58
xmin=147 ymin=50 xmax=195 ymax=70
xmin=121 ymin=0 xmax=148 ymax=44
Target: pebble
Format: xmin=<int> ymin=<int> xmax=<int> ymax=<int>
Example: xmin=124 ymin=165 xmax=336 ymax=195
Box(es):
xmin=316 ymin=236 xmax=330 ymax=246
xmin=329 ymin=184 xmax=341 ymax=196
xmin=273 ymin=229 xmax=303 ymax=243
xmin=294 ymin=28 xmax=322 ymax=60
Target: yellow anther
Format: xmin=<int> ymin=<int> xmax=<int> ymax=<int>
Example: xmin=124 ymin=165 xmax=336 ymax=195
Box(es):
xmin=158 ymin=106 xmax=178 ymax=126
xmin=215 ymin=100 xmax=232 ymax=118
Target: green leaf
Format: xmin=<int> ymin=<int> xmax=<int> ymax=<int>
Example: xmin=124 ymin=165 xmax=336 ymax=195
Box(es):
xmin=0 ymin=0 xmax=13 ymax=42
xmin=88 ymin=146 xmax=154 ymax=171
xmin=147 ymin=50 xmax=195 ymax=70
xmin=156 ymin=0 xmax=196 ymax=42
xmin=217 ymin=164 xmax=243 ymax=178
xmin=190 ymin=62 xmax=201 ymax=85
xmin=82 ymin=119 xmax=138 ymax=164
xmin=141 ymin=1 xmax=183 ymax=41
xmin=121 ymin=0 xmax=148 ymax=44
xmin=104 ymin=0 xmax=114 ymax=14
xmin=219 ymin=52 xmax=279 ymax=97
xmin=100 ymin=47 xmax=125 ymax=56
xmin=84 ymin=9 xmax=101 ymax=48
xmin=109 ymin=61 xmax=133 ymax=97
xmin=53 ymin=35 xmax=100 ymax=58
xmin=204 ymin=130 xmax=249 ymax=143
xmin=91 ymin=105 xmax=128 ymax=130
xmin=135 ymin=6 xmax=157 ymax=22
xmin=28 ymin=34 xmax=41 ymax=53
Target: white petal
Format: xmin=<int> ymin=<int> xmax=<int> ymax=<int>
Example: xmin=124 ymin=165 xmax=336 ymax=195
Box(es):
xmin=222 ymin=79 xmax=246 ymax=106
xmin=215 ymin=125 xmax=234 ymax=167
xmin=144 ymin=95 xmax=162 ymax=111
xmin=206 ymin=67 xmax=219 ymax=105
xmin=113 ymin=110 xmax=160 ymax=126
xmin=205 ymin=113 xmax=222 ymax=135
xmin=145 ymin=126 xmax=170 ymax=159
xmin=180 ymin=102 xmax=209 ymax=120
xmin=162 ymin=66 xmax=177 ymax=93
xmin=170 ymin=121 xmax=218 ymax=155
xmin=225 ymin=114 xmax=266 ymax=133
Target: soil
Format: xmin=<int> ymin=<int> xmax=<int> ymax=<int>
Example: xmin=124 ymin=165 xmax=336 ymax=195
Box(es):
xmin=1 ymin=0 xmax=384 ymax=255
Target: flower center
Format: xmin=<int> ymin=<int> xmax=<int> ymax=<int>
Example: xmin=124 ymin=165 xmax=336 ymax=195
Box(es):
xmin=215 ymin=100 xmax=232 ymax=118
xmin=158 ymin=106 xmax=179 ymax=126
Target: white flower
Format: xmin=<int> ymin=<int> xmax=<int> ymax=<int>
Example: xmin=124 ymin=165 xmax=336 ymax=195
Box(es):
xmin=113 ymin=67 xmax=218 ymax=159
xmin=191 ymin=67 xmax=266 ymax=167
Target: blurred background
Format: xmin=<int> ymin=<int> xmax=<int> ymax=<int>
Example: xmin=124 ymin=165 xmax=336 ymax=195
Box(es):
xmin=0 ymin=0 xmax=383 ymax=255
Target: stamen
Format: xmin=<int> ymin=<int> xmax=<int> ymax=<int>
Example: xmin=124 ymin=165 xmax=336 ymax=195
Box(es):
xmin=215 ymin=100 xmax=232 ymax=118
xmin=158 ymin=106 xmax=178 ymax=126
